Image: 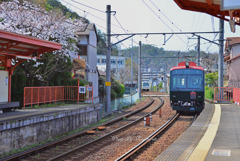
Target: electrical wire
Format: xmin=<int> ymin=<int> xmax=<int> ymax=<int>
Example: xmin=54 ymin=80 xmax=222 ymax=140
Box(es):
xmin=60 ymin=0 xmax=134 ymax=48
xmin=149 ymin=0 xmax=182 ymax=32
xmin=141 ymin=0 xmax=188 ymax=46
xmin=70 ymin=0 xmax=105 ymax=13
xmin=61 ymin=0 xmax=124 ymax=30
xmin=113 ymin=15 xmax=128 ymax=33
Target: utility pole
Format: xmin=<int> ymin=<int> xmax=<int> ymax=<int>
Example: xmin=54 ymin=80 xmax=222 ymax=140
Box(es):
xmin=106 ymin=5 xmax=111 ymax=113
xmin=131 ymin=37 xmax=133 ymax=104
xmin=197 ymin=36 xmax=200 ymax=66
xmin=138 ymin=41 xmax=142 ymax=100
xmin=218 ymin=19 xmax=224 ymax=87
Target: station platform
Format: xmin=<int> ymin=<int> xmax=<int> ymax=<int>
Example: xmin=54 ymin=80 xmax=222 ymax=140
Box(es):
xmin=0 ymin=103 xmax=102 ymax=155
xmin=155 ymin=102 xmax=240 ymax=161
xmin=0 ymin=103 xmax=96 ymax=123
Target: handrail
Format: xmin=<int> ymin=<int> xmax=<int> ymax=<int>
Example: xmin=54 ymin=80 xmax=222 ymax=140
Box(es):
xmin=23 ymin=86 xmax=94 ymax=107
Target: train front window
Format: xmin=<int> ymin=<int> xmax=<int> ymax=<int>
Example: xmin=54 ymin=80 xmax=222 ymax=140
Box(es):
xmin=143 ymin=83 xmax=149 ymax=86
xmin=173 ymin=76 xmax=186 ymax=88
xmin=171 ymin=69 xmax=204 ymax=91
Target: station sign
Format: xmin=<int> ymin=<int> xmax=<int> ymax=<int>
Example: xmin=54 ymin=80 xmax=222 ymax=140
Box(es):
xmin=79 ymin=86 xmax=86 ymax=93
xmin=221 ymin=0 xmax=240 ymax=10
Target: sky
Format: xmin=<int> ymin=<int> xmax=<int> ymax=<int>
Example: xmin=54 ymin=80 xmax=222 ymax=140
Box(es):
xmin=60 ymin=0 xmax=240 ymax=53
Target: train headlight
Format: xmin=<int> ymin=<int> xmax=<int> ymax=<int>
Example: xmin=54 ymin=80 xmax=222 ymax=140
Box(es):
xmin=185 ymin=61 xmax=189 ymax=68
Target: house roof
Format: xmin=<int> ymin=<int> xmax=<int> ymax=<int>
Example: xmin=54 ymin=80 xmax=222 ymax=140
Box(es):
xmin=174 ymin=0 xmax=240 ymax=25
xmin=75 ymin=23 xmax=97 ymax=36
xmin=98 ymin=70 xmax=106 ymax=77
xmin=225 ymin=37 xmax=240 ymax=47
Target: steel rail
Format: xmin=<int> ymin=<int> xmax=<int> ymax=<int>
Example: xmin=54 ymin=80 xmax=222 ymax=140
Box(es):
xmin=47 ymin=97 xmax=164 ymax=161
xmin=2 ymin=99 xmax=154 ymax=161
xmin=115 ymin=112 xmax=179 ymax=161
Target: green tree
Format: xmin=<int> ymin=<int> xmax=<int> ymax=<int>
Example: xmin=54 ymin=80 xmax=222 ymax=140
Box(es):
xmin=205 ymin=72 xmax=218 ymax=87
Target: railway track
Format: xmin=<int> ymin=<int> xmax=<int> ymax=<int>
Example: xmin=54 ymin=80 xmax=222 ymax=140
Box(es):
xmin=116 ymin=113 xmax=197 ymax=161
xmin=1 ymin=98 xmax=161 ymax=161
xmin=46 ymin=97 xmax=164 ymax=161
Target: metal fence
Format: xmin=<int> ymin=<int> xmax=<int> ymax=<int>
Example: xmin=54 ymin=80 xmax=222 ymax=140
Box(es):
xmin=100 ymin=92 xmax=139 ymax=117
xmin=23 ymin=86 xmax=93 ymax=107
xmin=214 ymin=87 xmax=234 ymax=103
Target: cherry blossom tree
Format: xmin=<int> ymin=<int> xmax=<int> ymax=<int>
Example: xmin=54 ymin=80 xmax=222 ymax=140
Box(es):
xmin=0 ymin=0 xmax=87 ymax=84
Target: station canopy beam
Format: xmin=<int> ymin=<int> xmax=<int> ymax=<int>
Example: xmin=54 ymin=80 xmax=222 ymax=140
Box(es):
xmin=174 ymin=0 xmax=240 ymax=32
xmin=110 ymin=31 xmax=220 ymax=46
xmin=0 ymin=29 xmax=62 ymax=103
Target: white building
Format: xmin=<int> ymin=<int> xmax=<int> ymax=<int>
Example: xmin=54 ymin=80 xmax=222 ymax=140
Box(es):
xmin=76 ymin=23 xmax=99 ymax=103
xmin=97 ymin=55 xmax=126 ymax=73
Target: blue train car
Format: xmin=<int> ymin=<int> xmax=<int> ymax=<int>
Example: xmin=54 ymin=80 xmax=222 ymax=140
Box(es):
xmin=170 ymin=61 xmax=205 ymax=114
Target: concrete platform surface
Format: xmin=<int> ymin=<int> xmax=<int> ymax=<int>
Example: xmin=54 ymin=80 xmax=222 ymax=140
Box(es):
xmin=155 ymin=103 xmax=240 ymax=161
xmin=205 ymin=104 xmax=240 ymax=161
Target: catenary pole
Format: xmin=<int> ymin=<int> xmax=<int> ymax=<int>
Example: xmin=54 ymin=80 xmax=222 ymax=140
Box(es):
xmin=218 ymin=19 xmax=224 ymax=88
xmin=106 ymin=5 xmax=111 ymax=113
xmin=131 ymin=37 xmax=133 ymax=104
xmin=197 ymin=36 xmax=200 ymax=66
xmin=138 ymin=41 xmax=142 ymax=100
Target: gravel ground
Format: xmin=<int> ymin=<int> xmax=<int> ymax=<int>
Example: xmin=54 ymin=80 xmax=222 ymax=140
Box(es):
xmin=82 ymin=97 xmax=178 ymax=161
xmin=133 ymin=115 xmax=192 ymax=161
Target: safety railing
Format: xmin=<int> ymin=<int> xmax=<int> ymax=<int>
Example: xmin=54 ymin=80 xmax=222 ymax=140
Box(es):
xmin=214 ymin=87 xmax=234 ymax=103
xmin=24 ymin=86 xmax=93 ymax=107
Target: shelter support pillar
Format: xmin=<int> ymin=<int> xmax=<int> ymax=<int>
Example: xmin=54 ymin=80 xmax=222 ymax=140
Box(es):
xmin=218 ymin=18 xmax=224 ymax=88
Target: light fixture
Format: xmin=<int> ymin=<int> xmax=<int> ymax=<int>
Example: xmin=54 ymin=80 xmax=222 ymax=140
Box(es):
xmin=185 ymin=61 xmax=189 ymax=68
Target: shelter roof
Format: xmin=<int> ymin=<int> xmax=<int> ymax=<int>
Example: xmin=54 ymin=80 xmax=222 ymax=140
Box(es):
xmin=0 ymin=29 xmax=62 ymax=63
xmin=174 ymin=0 xmax=240 ymax=25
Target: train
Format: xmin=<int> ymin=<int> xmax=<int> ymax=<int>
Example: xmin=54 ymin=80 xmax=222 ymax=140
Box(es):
xmin=142 ymin=81 xmax=150 ymax=91
xmin=169 ymin=61 xmax=205 ymax=114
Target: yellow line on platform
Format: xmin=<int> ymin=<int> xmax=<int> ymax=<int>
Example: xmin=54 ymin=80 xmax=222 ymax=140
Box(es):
xmin=187 ymin=104 xmax=221 ymax=161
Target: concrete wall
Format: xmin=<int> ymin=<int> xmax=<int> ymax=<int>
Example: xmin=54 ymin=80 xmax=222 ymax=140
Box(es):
xmin=0 ymin=104 xmax=101 ymax=155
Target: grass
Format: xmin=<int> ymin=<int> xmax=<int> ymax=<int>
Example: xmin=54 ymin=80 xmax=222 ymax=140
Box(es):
xmin=25 ymin=102 xmax=67 ymax=109
xmin=205 ymin=86 xmax=214 ymax=100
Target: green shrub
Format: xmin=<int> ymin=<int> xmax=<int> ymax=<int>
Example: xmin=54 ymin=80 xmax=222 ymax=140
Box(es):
xmin=205 ymin=86 xmax=214 ymax=100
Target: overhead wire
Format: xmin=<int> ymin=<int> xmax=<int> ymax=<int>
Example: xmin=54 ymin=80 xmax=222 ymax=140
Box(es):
xmin=148 ymin=0 xmax=192 ymax=50
xmin=198 ymin=14 xmax=206 ymax=31
xmin=204 ymin=15 xmax=218 ymax=53
xmin=61 ymin=0 xmax=133 ymax=48
xmin=141 ymin=0 xmax=188 ymax=46
xmin=70 ymin=0 xmax=105 ymax=13
xmin=61 ymin=0 xmax=123 ymax=30
xmin=149 ymin=0 xmax=182 ymax=32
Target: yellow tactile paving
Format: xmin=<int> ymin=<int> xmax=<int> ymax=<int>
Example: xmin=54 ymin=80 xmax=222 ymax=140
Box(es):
xmin=187 ymin=104 xmax=221 ymax=161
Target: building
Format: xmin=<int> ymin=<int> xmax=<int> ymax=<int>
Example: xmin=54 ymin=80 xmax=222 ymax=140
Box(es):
xmin=224 ymin=37 xmax=240 ymax=88
xmin=76 ymin=23 xmax=99 ymax=103
xmin=97 ymin=55 xmax=126 ymax=73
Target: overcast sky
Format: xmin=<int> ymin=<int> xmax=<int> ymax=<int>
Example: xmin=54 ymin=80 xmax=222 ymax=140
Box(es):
xmin=60 ymin=0 xmax=240 ymax=53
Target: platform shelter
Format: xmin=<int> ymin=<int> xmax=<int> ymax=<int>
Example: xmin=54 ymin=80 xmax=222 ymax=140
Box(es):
xmin=174 ymin=0 xmax=240 ymax=32
xmin=0 ymin=29 xmax=62 ymax=110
